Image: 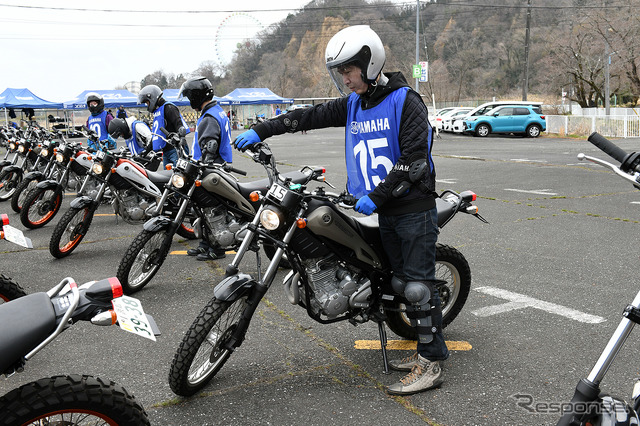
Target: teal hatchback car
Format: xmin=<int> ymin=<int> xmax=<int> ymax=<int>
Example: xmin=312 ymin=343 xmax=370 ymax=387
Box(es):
xmin=465 ymin=105 xmax=546 ymax=137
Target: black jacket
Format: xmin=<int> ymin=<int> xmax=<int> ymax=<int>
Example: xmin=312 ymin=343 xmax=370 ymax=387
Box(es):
xmin=252 ymin=72 xmax=435 ymax=215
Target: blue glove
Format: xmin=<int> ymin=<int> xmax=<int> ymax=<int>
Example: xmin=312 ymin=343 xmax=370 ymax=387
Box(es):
xmin=355 ymin=195 xmax=377 ymax=215
xmin=234 ymin=129 xmax=261 ymax=150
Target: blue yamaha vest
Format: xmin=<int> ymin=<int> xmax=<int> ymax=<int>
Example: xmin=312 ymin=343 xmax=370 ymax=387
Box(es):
xmin=193 ymin=104 xmax=233 ymax=162
xmin=87 ymin=111 xmax=109 ymax=141
xmin=344 ymin=87 xmax=407 ymax=198
xmin=151 ymin=103 xmax=190 ymax=151
xmin=125 ymin=121 xmax=148 ymax=155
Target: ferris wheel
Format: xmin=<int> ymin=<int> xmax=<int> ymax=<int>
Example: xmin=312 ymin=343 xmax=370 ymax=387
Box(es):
xmin=214 ymin=12 xmax=263 ymax=66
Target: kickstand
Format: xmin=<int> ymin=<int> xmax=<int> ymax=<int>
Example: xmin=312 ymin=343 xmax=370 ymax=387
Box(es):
xmin=377 ymin=321 xmax=391 ymax=375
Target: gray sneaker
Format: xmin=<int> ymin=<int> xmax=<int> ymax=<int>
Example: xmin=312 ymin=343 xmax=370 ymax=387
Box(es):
xmin=386 ymin=355 xmax=443 ymax=395
xmin=388 ymin=352 xmax=419 ymax=372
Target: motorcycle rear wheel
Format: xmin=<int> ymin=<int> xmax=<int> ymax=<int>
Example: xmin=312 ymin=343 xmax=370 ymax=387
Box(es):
xmin=0 ymin=374 xmax=150 ymax=426
xmin=384 ymin=243 xmax=471 ymax=339
xmin=0 ymin=169 xmax=21 ymax=201
xmin=49 ymin=206 xmax=93 ymax=258
xmin=0 ymin=274 xmax=27 ymax=303
xmin=117 ymin=229 xmax=170 ymax=294
xmin=169 ymin=296 xmax=248 ymax=396
xmin=10 ymin=174 xmax=40 ymax=212
xmin=20 ymin=186 xmax=62 ymax=229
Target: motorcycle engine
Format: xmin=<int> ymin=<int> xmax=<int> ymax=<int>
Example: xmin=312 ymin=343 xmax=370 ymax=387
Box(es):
xmin=113 ymin=189 xmax=150 ymax=222
xmin=204 ymin=205 xmax=241 ymax=247
xmin=291 ymin=255 xmax=372 ymax=318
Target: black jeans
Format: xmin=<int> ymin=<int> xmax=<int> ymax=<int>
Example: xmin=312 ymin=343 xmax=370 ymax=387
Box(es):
xmin=379 ymin=208 xmax=450 ymax=362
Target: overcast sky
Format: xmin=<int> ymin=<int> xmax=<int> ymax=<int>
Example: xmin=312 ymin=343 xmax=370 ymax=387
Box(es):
xmin=0 ymin=0 xmax=313 ymax=102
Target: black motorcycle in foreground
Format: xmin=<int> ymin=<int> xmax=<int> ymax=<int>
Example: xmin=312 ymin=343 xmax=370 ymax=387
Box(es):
xmin=168 ymin=141 xmax=486 ymax=396
xmin=0 ymin=213 xmax=27 ymax=303
xmin=557 ymin=132 xmax=640 ymax=426
xmin=0 ymin=276 xmax=157 ymax=425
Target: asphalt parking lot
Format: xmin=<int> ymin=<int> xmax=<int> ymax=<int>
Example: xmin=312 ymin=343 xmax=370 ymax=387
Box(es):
xmin=2 ymin=128 xmax=640 ymax=425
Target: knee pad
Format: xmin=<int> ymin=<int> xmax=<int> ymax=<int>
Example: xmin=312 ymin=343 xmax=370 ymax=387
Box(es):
xmin=391 ymin=276 xmax=406 ymax=294
xmin=404 ymin=281 xmax=441 ymax=345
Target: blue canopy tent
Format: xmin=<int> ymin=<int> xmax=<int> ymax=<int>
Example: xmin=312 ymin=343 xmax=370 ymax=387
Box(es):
xmin=217 ymin=88 xmax=293 ymax=127
xmin=0 ymin=88 xmax=63 ymax=125
xmin=62 ymin=89 xmax=141 ymax=110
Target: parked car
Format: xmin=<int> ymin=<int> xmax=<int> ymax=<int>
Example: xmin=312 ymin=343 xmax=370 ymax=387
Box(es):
xmin=464 ymin=105 xmax=546 ymax=137
xmin=440 ymin=108 xmax=473 ymax=132
xmin=451 ymin=100 xmax=543 ymax=134
xmin=431 ymin=107 xmax=458 ymax=129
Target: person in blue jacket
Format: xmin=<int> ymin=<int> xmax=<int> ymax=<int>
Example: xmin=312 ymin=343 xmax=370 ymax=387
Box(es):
xmin=234 ymin=25 xmax=446 ymax=396
xmin=138 ymin=85 xmax=190 ymax=167
xmin=107 ymin=117 xmax=152 ymax=157
xmin=85 ymin=92 xmax=115 ymax=151
xmin=178 ymin=76 xmax=233 ymax=261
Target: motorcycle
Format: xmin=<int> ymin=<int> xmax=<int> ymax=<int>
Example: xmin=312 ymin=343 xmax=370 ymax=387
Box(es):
xmin=19 ymin=139 xmax=92 ymax=229
xmin=167 ymin=141 xmax=486 ymax=396
xmin=115 ymin=130 xmax=314 ymax=294
xmin=557 ymin=132 xmax=640 ymax=425
xmin=0 ymin=129 xmax=42 ymax=202
xmin=0 ymin=213 xmax=27 ymax=303
xmin=0 ymin=126 xmax=22 ymax=173
xmin=48 ymin=139 xmax=196 ymax=259
xmin=0 ymin=276 xmax=157 ymax=425
xmin=10 ymin=133 xmax=61 ymax=213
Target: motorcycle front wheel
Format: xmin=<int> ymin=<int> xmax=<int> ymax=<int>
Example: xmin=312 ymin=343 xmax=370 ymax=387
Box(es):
xmin=49 ymin=206 xmax=94 ymax=258
xmin=384 ymin=243 xmax=471 ymax=339
xmin=0 ymin=169 xmax=21 ymax=201
xmin=117 ymin=229 xmax=171 ymax=294
xmin=0 ymin=274 xmax=27 ymax=303
xmin=0 ymin=374 xmax=150 ymax=426
xmin=10 ymin=174 xmax=41 ymax=212
xmin=20 ymin=186 xmax=62 ymax=229
xmin=169 ymin=296 xmax=248 ymax=396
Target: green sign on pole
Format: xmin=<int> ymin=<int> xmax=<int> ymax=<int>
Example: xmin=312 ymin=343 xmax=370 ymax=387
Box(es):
xmin=412 ymin=65 xmax=421 ymax=79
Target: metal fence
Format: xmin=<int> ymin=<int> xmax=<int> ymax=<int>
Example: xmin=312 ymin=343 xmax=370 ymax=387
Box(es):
xmin=546 ymin=115 xmax=640 ymax=138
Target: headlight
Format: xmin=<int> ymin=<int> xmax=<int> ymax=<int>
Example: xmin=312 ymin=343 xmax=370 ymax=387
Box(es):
xmin=56 ymin=153 xmax=65 ymax=162
xmin=40 ymin=148 xmax=49 ymax=157
xmin=9 ymin=143 xmax=15 ymax=150
xmin=260 ymin=209 xmax=281 ymax=230
xmin=17 ymin=145 xmax=25 ymax=153
xmin=92 ymin=163 xmax=104 ymax=175
xmin=171 ymin=174 xmax=186 ymax=188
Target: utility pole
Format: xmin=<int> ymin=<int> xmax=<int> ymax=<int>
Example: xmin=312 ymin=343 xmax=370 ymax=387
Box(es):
xmin=415 ymin=0 xmax=420 ymax=91
xmin=603 ymin=0 xmax=610 ymax=115
xmin=522 ymin=0 xmax=532 ymax=101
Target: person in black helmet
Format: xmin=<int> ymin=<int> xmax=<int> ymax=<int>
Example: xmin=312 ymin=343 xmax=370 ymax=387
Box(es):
xmin=138 ymin=85 xmax=190 ymax=167
xmin=85 ymin=92 xmax=115 ymax=151
xmin=108 ymin=117 xmax=152 ymax=157
xmin=234 ymin=25 xmax=446 ymax=396
xmin=116 ymin=106 xmax=128 ymax=119
xmin=178 ymin=76 xmax=233 ymax=261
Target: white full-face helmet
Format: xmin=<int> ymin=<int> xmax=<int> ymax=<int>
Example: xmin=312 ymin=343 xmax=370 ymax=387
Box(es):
xmin=325 ymin=25 xmax=386 ymax=96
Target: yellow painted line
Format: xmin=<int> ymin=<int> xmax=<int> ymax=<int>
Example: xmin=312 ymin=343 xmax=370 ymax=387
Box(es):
xmin=94 ymin=213 xmax=116 ymax=217
xmin=354 ymin=340 xmax=472 ymax=351
xmin=170 ymin=250 xmax=237 ymax=255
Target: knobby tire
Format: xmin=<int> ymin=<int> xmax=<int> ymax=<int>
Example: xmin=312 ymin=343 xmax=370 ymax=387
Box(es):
xmin=0 ymin=274 xmax=27 ymax=303
xmin=20 ymin=186 xmax=62 ymax=229
xmin=116 ymin=229 xmax=171 ymax=294
xmin=49 ymin=206 xmax=93 ymax=258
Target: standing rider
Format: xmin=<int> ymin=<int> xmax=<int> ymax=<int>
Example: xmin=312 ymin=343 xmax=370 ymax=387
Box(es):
xmin=234 ymin=25 xmax=447 ymax=395
xmin=178 ymin=76 xmax=233 ymax=261
xmin=85 ymin=92 xmax=115 ymax=151
xmin=138 ymin=85 xmax=190 ymax=167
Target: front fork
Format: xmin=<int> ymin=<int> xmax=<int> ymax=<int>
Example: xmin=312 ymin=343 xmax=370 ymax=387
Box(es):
xmin=157 ymin=185 xmax=197 ymax=258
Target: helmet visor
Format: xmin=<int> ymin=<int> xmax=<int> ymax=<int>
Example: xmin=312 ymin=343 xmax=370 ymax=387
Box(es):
xmin=327 ymin=65 xmax=350 ymax=97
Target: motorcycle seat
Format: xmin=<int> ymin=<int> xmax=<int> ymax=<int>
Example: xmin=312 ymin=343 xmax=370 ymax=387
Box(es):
xmin=235 ymin=170 xmax=310 ymax=199
xmin=146 ymin=169 xmax=173 ymax=185
xmin=0 ymin=292 xmax=56 ymax=374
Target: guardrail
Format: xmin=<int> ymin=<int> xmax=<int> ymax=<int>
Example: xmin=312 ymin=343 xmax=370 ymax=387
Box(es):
xmin=546 ymin=115 xmax=640 ymax=138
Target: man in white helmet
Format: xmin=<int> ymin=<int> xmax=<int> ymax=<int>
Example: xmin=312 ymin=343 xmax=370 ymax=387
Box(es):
xmin=234 ymin=25 xmax=446 ymax=395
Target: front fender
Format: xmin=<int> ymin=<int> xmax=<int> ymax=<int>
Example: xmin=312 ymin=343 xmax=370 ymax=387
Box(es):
xmin=35 ymin=179 xmax=59 ymax=190
xmin=213 ymin=274 xmax=257 ymax=302
xmin=142 ymin=215 xmax=172 ymax=232
xmin=1 ymin=165 xmax=22 ymax=175
xmin=24 ymin=170 xmax=46 ymax=181
xmin=70 ymin=196 xmax=94 ymax=209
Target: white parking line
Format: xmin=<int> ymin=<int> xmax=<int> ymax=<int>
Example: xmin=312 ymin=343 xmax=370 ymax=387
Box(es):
xmin=504 ymin=188 xmax=558 ymax=195
xmin=472 ymin=286 xmax=606 ymax=324
xmin=510 ymin=158 xmax=548 ymax=163
xmin=436 ymin=179 xmax=457 ymax=184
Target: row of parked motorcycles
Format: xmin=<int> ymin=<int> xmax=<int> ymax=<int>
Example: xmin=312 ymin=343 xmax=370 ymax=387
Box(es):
xmin=4 ymin=121 xmax=632 ymax=424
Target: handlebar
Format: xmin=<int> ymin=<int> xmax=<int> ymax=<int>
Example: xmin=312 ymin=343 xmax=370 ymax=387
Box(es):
xmin=223 ymin=164 xmax=247 ymax=176
xmin=587 ymin=132 xmax=640 ymax=174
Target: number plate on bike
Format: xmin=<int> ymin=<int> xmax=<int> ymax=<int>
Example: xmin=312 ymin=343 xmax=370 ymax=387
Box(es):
xmin=112 ymin=295 xmax=157 ymax=341
xmin=176 ymin=159 xmax=188 ymax=170
xmin=96 ymin=150 xmax=105 ymax=160
xmin=267 ymin=183 xmax=288 ymax=201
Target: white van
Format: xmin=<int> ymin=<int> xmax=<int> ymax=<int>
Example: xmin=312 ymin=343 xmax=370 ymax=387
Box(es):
xmin=451 ymin=100 xmax=543 ymax=133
